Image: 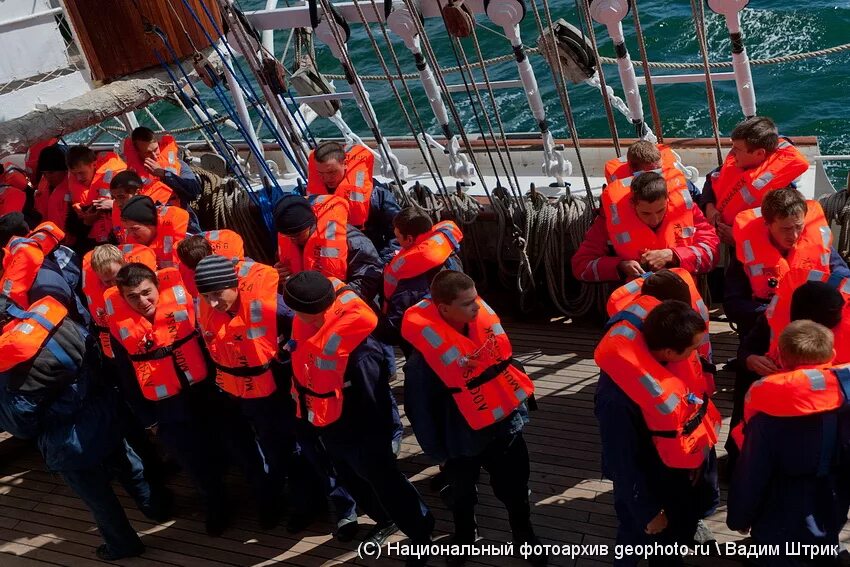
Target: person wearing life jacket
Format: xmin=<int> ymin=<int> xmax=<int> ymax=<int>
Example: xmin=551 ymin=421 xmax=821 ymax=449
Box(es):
xmin=572 ymin=171 xmax=719 ymax=283
xmin=604 ymin=140 xmax=701 ymax=202
xmin=381 ymin=207 xmax=463 ymax=356
xmin=0 ymin=162 xmax=29 ymax=218
xmin=176 ymin=232 xmax=244 ymax=296
xmin=66 ymin=146 xmax=128 ymax=248
xmin=726 ymin=187 xmax=850 ymax=337
xmin=121 ymin=195 xmax=189 ymax=269
xmin=402 ymin=271 xmax=545 ymax=565
xmin=284 ymin=271 xmax=434 ymax=553
xmin=0 ymin=293 xmax=171 ymax=561
xmin=306 ymin=141 xmax=401 ymax=262
xmin=701 ymin=116 xmax=810 ymax=245
xmin=728 ymin=321 xmax=850 ymax=559
xmin=109 ymin=170 xmax=175 ymax=243
xmin=595 ymin=300 xmax=720 ymax=566
xmin=273 ymin=193 xmax=383 ymax=302
xmin=32 ymin=144 xmax=73 ymax=236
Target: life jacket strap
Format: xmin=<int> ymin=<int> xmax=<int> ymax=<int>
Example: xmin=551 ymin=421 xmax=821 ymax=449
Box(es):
xmin=447 ymin=357 xmax=519 ymax=393
xmin=649 ymin=394 xmax=710 ymax=438
xmin=127 ymin=330 xmax=198 ymax=362
xmin=214 ymin=360 xmax=273 ymax=378
xmin=293 ymin=380 xmax=352 ymax=398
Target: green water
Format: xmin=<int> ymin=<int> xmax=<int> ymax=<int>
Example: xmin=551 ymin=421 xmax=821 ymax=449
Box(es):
xmin=133 ymin=0 xmax=850 ymax=184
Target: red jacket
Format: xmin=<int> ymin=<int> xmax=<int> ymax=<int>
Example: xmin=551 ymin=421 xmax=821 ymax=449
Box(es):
xmin=572 ymin=205 xmax=719 ymax=282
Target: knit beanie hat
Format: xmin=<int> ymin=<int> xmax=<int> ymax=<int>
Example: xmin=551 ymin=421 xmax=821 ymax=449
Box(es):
xmin=194 ymin=254 xmax=239 ymax=294
xmin=274 ymin=194 xmax=316 ymax=236
xmin=791 ymin=281 xmax=845 ymax=329
xmin=283 ymin=270 xmax=335 ymax=314
xmin=121 ymin=195 xmax=157 ymax=225
xmin=37 ymin=144 xmax=67 ymax=173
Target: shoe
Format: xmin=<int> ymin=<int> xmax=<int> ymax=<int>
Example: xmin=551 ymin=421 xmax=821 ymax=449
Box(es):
xmin=205 ymin=509 xmax=231 ymax=537
xmin=286 ymin=511 xmax=315 ymax=534
xmin=96 ymin=543 xmax=145 ymax=561
xmin=335 ymin=516 xmax=359 ymax=542
xmin=694 ymin=519 xmax=717 ymax=545
xmin=362 ymin=521 xmax=399 ymax=547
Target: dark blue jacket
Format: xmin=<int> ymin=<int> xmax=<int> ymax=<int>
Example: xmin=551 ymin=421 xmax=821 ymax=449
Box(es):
xmin=162 ymin=160 xmax=202 ymax=233
xmin=595 ymin=371 xmax=719 ymax=533
xmin=724 ymin=251 xmax=850 ymax=335
xmin=739 ymin=313 xmax=770 ymax=361
xmin=728 ymin=409 xmax=850 ymax=553
xmin=345 ymin=225 xmax=384 ymax=303
xmin=32 ymin=253 xmax=91 ymax=327
xmin=403 ymin=351 xmax=527 ymax=463
xmin=363 ymin=183 xmax=401 ymax=264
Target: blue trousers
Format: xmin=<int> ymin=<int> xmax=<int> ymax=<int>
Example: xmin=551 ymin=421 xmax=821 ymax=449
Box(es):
xmin=296 ymin=420 xmax=358 ymax=523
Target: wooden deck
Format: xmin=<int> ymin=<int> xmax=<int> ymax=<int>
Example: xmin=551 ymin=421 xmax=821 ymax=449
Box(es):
xmin=1 ymin=313 xmax=847 ymax=566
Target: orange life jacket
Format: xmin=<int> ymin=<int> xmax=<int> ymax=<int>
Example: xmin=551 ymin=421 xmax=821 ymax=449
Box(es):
xmin=714 ymin=139 xmax=810 ymax=225
xmin=177 ymin=230 xmax=245 ymax=296
xmin=383 ymin=221 xmax=463 ymax=307
xmin=126 ymin=204 xmax=189 ymax=269
xmin=606 ymin=267 xmax=713 ymax=365
xmin=734 ymin=201 xmax=832 ymax=301
xmin=25 ymin=138 xmax=59 ymax=179
xmin=0 ymin=184 xmax=26 ymax=216
xmin=277 ymin=195 xmax=349 ymax=281
xmin=0 ymin=223 xmax=65 ymax=307
xmin=594 ymin=296 xmax=721 ymax=469
xmin=69 ymin=152 xmax=127 ymax=243
xmin=123 ymin=135 xmax=182 ymax=180
xmin=602 ymin=172 xmax=695 ymax=262
xmin=402 ymin=297 xmax=535 ymax=430
xmin=104 ymin=282 xmax=207 ymax=401
xmin=0 ymin=296 xmax=69 ymax=372
xmin=603 ymin=144 xmax=681 ymax=183
xmin=0 ymin=162 xmax=30 ymax=192
xmin=200 ymin=260 xmax=279 ymax=399
xmin=730 ymin=365 xmax=844 ymax=449
xmin=34 ymin=176 xmax=72 ymax=236
xmin=112 ymin=181 xmax=176 ymax=245
xmin=306 ymin=145 xmax=374 ymax=227
xmin=290 ymin=279 xmax=377 ymax=427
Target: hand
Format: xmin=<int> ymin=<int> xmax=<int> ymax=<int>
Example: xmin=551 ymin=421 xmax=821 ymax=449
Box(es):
xmin=705 ymin=204 xmax=721 ymax=225
xmin=144 ymin=157 xmax=166 ymax=178
xmin=618 ymin=260 xmax=643 ymax=279
xmin=645 ymin=509 xmax=667 ymax=535
xmin=746 ymin=355 xmax=779 ymax=376
xmin=640 ymin=249 xmax=674 ymax=271
xmin=93 ymin=198 xmax=113 ymax=211
xmin=716 ymin=221 xmax=734 ymax=245
xmin=274 ymin=262 xmax=292 ymax=281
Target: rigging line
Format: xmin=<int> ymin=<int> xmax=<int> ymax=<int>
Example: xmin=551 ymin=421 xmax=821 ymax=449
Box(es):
xmin=578 ymin=0 xmax=621 ymax=158
xmin=163 ymin=0 xmax=200 ymax=51
xmin=355 ymin=0 xmax=453 ymax=213
xmin=528 ymin=0 xmax=594 ymax=209
xmin=631 ymin=0 xmax=663 ymax=142
xmin=171 ymin=91 xmax=217 ymax=149
xmin=314 ymin=0 xmax=407 ymax=201
xmin=690 ymin=0 xmax=723 ymax=166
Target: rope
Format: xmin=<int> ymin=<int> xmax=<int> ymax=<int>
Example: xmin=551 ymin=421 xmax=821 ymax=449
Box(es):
xmin=631 ymin=0 xmax=663 ymax=142
xmin=690 ymin=0 xmax=723 ymax=166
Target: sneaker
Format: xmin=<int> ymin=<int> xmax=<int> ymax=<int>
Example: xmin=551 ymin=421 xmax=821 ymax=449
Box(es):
xmin=362 ymin=521 xmax=399 ymax=547
xmin=336 ymin=516 xmax=359 ymax=542
xmin=96 ymin=543 xmax=145 ymax=561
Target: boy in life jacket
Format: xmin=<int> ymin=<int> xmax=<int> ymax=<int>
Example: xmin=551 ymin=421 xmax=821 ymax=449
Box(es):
xmin=109 ymin=170 xmax=175 ymax=244
xmin=273 ymin=193 xmax=383 ymax=302
xmin=604 ymin=140 xmax=701 ymax=202
xmin=402 ymin=271 xmax=545 ymax=566
xmin=284 ymin=271 xmax=434 ymax=556
xmin=728 ymin=321 xmax=850 ymax=560
xmin=726 ymin=187 xmax=850 ymax=336
xmin=32 ymin=144 xmax=73 ymax=236
xmin=306 ymin=141 xmax=401 ymax=263
xmin=701 ymin=116 xmax=809 ymax=245
xmin=0 ymin=294 xmax=171 ymax=561
xmin=66 ymin=145 xmax=127 ymax=248
xmin=121 ymin=195 xmax=189 ymax=269
xmin=381 ymin=207 xmax=463 ymax=356
xmin=572 ymin=171 xmax=719 ymax=283
xmin=595 ymin=300 xmax=720 ymax=567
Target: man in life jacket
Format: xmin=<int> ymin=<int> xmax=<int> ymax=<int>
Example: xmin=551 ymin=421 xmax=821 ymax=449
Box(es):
xmin=176 ymin=231 xmax=245 ymax=296
xmin=109 ymin=170 xmax=176 ymax=243
xmin=381 ymin=207 xmax=463 ymax=355
xmin=106 ymin=263 xmax=234 ymax=536
xmin=306 ymin=141 xmax=401 ymax=262
xmin=595 ymin=300 xmax=720 ymax=566
xmin=0 ymin=161 xmax=30 ymax=218
xmin=24 ymin=137 xmax=59 ymax=187
xmin=66 ymin=145 xmax=127 ymax=248
xmin=701 ymin=116 xmax=809 ymax=244
xmin=121 ymin=195 xmax=190 ymax=269
xmin=604 ymin=141 xmax=701 ymax=202
xmin=284 ymin=271 xmax=434 ymax=554
xmin=725 ymin=187 xmax=850 ymax=336
xmin=273 ymin=193 xmax=383 ymax=302
xmin=572 ymin=171 xmax=719 ymax=282
xmin=402 ymin=271 xmax=545 ymax=565
xmin=728 ymin=321 xmax=850 ymax=558
xmin=32 ymin=144 xmax=73 ymax=235
xmin=0 ymin=293 xmax=171 ymax=560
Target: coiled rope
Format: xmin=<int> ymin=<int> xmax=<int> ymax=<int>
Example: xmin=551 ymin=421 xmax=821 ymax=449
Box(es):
xmin=820 ymin=189 xmax=850 ymax=261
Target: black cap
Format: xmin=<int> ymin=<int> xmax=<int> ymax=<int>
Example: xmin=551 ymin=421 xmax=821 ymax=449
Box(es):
xmin=194 ymin=254 xmax=239 ymax=294
xmin=283 ymin=271 xmax=335 ymax=314
xmin=36 ymin=145 xmax=67 ymax=173
xmin=273 ymin=194 xmax=316 ymax=236
xmin=121 ymin=195 xmax=157 ymax=225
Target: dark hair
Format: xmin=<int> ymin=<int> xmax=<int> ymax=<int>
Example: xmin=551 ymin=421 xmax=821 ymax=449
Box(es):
xmin=730 ymin=116 xmax=779 ymax=153
xmin=177 ymin=235 xmax=213 ymax=269
xmin=791 ymin=281 xmax=844 ymax=329
xmin=430 ymin=270 xmax=475 ymax=305
xmin=110 ymin=170 xmax=143 ymax=193
xmin=131 ymin=127 xmax=156 ymax=143
xmin=643 ymin=300 xmax=707 ymax=353
xmin=313 ymin=141 xmax=346 ymax=164
xmin=642 ymin=269 xmax=692 ymax=305
xmin=630 ymin=171 xmax=668 ymax=204
xmin=66 ymin=146 xmax=96 ymax=168
xmin=393 ymin=207 xmax=433 ymax=238
xmin=115 ymin=262 xmax=158 ymax=290
xmin=761 ymin=187 xmax=807 ymax=223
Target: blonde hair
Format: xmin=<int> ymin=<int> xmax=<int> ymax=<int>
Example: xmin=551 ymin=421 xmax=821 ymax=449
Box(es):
xmin=778 ymin=320 xmax=834 ymax=369
xmin=91 ymin=244 xmax=124 ymax=274
xmin=627 ymin=141 xmax=661 ymax=170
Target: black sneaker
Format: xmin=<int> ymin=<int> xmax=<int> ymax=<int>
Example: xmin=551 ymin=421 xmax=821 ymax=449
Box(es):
xmin=96 ymin=543 xmax=145 ymax=561
xmin=362 ymin=521 xmax=399 ymax=547
xmin=694 ymin=519 xmax=717 ymax=545
xmin=336 ymin=517 xmax=359 ymax=542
